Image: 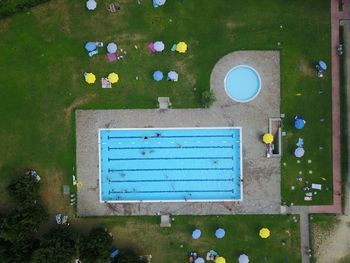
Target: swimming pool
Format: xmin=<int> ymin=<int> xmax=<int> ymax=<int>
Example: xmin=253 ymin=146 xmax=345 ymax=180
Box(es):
xmin=99 ymin=127 xmax=242 ymax=202
xmin=224 ymin=65 xmax=261 ymax=102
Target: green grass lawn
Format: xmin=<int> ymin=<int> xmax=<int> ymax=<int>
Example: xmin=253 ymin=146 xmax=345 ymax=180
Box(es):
xmin=74 ymin=215 xmax=300 ymax=263
xmin=0 ymin=0 xmax=332 ymax=208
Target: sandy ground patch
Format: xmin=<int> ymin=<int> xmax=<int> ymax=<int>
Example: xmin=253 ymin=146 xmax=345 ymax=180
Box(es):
xmin=297 ymin=58 xmax=315 ymax=77
xmin=312 ymin=215 xmax=350 ymax=262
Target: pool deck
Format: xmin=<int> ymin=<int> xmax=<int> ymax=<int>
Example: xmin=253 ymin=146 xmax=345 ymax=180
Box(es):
xmin=76 ymin=51 xmax=281 ymax=216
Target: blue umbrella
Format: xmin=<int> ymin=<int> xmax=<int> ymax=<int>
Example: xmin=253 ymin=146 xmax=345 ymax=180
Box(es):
xmin=153 ymin=70 xmax=163 ymax=81
xmin=294 ymin=118 xmax=305 ymax=129
xmin=215 ymin=228 xmax=225 ymax=239
xmin=85 ymin=42 xmax=96 ymax=52
xmin=319 ymin=60 xmax=327 ymax=71
xmin=192 ymin=229 xmax=201 ymax=239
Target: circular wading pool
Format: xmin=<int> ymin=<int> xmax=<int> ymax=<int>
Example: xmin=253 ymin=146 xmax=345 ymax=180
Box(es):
xmin=224 ymin=65 xmax=261 ymax=102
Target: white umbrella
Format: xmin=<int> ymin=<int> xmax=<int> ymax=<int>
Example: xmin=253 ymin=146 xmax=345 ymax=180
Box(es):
xmin=167 ymin=71 xmax=178 ymax=81
xmin=107 ymin=42 xmax=118 ymax=53
xmin=238 ymin=254 xmax=249 ymax=263
xmin=194 ymin=258 xmax=205 ymax=263
xmin=294 ymin=147 xmax=305 ymax=158
xmin=154 ymin=41 xmax=165 ymax=52
xmin=154 ymin=0 xmax=166 ymax=6
xmin=86 ymin=0 xmax=97 ymax=10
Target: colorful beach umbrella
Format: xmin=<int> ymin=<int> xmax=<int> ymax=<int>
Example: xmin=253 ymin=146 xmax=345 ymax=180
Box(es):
xmin=108 ymin=72 xmax=119 ymax=84
xmin=215 ymin=257 xmax=226 ymax=263
xmin=86 ymin=0 xmax=97 ymax=10
xmin=176 ymin=42 xmax=188 ymax=53
xmin=153 ymin=70 xmax=163 ymax=81
xmin=167 ymin=71 xmax=178 ymax=81
xmin=319 ymin=60 xmax=327 ymax=70
xmin=107 ymin=42 xmax=117 ymax=54
xmin=262 ymin=133 xmax=273 ymax=144
xmin=192 ymin=229 xmax=201 ymax=239
xmin=294 ymin=118 xmax=305 ymax=129
xmin=215 ymin=228 xmax=225 ymax=239
xmin=238 ymin=254 xmax=249 ymax=263
xmin=154 ymin=41 xmax=165 ymax=52
xmin=294 ymin=147 xmax=305 ymax=158
xmin=85 ymin=42 xmax=96 ymax=52
xmin=85 ymin=73 xmax=96 ymax=84
xmin=259 ymin=228 xmax=270 ymax=238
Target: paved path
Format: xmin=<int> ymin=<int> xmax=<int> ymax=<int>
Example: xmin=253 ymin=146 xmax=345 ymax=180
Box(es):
xmin=299 ymin=209 xmax=311 ymax=263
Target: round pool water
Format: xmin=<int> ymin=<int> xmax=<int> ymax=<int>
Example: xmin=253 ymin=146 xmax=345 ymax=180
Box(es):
xmin=224 ymin=65 xmax=261 ymax=102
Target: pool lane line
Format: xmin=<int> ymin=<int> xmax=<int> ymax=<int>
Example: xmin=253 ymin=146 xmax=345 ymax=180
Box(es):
xmin=108 ymin=156 xmax=233 ymax=161
xmin=109 ymin=178 xmax=234 ymax=183
xmin=107 ymin=145 xmax=234 ymax=150
xmin=108 ymin=167 xmax=234 ymax=172
xmin=108 ymin=134 xmax=234 ymax=139
xmin=108 ymin=189 xmax=234 ymax=194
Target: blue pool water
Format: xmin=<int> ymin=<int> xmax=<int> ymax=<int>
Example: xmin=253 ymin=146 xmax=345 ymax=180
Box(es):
xmin=224 ymin=65 xmax=261 ymax=102
xmin=99 ymin=128 xmax=242 ymax=202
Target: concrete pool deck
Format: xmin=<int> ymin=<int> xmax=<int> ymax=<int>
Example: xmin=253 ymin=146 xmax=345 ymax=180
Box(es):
xmin=76 ymin=51 xmax=281 ymax=216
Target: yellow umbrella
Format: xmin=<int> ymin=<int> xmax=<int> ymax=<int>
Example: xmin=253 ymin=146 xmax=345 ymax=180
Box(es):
xmin=259 ymin=228 xmax=270 ymax=238
xmin=108 ymin=72 xmax=119 ymax=84
xmin=76 ymin=181 xmax=83 ymax=189
xmin=262 ymin=133 xmax=273 ymax=144
xmin=215 ymin=257 xmax=226 ymax=263
xmin=176 ymin=41 xmax=187 ymax=53
xmin=85 ymin=73 xmax=96 ymax=84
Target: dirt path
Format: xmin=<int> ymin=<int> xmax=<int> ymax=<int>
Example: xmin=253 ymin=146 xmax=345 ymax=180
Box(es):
xmin=313 ymin=216 xmax=350 ymax=262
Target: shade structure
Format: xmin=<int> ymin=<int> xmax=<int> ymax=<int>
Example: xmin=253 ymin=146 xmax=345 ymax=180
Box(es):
xmin=319 ymin=60 xmax=327 ymax=70
xmin=85 ymin=42 xmax=96 ymax=52
xmin=194 ymin=257 xmax=205 ymax=263
xmin=153 ymin=0 xmax=166 ymax=6
xmin=262 ymin=133 xmax=273 ymax=144
xmin=215 ymin=228 xmax=225 ymax=239
xmin=86 ymin=0 xmax=97 ymax=10
xmin=153 ymin=70 xmax=163 ymax=81
xmin=176 ymin=42 xmax=188 ymax=53
xmin=85 ymin=73 xmax=96 ymax=84
xmin=108 ymin=72 xmax=119 ymax=84
xmin=154 ymin=41 xmax=165 ymax=52
xmin=238 ymin=254 xmax=249 ymax=263
xmin=167 ymin=71 xmax=178 ymax=81
xmin=259 ymin=228 xmax=270 ymax=238
xmin=107 ymin=42 xmax=118 ymax=54
xmin=294 ymin=118 xmax=305 ymax=129
xmin=215 ymin=257 xmax=226 ymax=263
xmin=294 ymin=147 xmax=305 ymax=158
xmin=192 ymin=229 xmax=201 ymax=239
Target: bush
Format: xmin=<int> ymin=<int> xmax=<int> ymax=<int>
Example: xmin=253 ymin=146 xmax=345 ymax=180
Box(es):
xmin=0 ymin=0 xmax=50 ymax=19
xmin=200 ymin=90 xmax=216 ymax=108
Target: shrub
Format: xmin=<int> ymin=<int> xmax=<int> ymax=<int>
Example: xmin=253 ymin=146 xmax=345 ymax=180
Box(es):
xmin=200 ymin=90 xmax=216 ymax=108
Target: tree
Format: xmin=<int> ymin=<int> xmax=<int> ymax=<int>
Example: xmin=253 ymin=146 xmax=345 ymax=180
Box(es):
xmin=31 ymin=227 xmax=78 ymax=263
xmin=8 ymin=173 xmax=40 ymax=204
xmin=112 ymin=249 xmax=148 ymax=263
xmin=0 ymin=203 xmax=47 ymax=242
xmin=79 ymin=227 xmax=113 ymax=263
xmin=200 ymin=90 xmax=216 ymax=108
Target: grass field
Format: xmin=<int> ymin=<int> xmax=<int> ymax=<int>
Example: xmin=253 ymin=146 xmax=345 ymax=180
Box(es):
xmin=0 ymin=0 xmax=332 ymax=207
xmin=72 ymin=215 xmax=300 ymax=263
xmin=1 ymin=0 xmax=335 ymax=260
